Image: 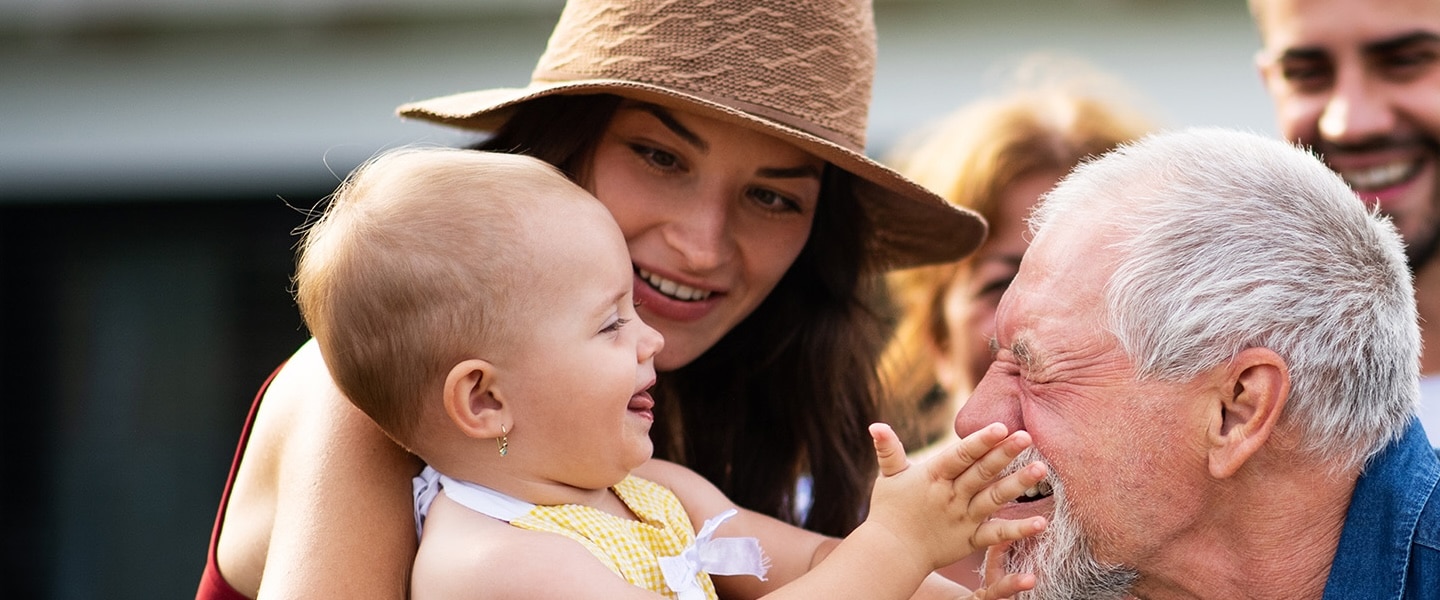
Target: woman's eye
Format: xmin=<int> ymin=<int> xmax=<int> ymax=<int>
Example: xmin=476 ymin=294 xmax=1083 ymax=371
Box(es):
xmin=630 ymin=144 xmax=681 ymax=170
xmin=748 ymin=187 xmax=802 ymax=213
xmin=975 ymin=275 xmax=1015 ymax=300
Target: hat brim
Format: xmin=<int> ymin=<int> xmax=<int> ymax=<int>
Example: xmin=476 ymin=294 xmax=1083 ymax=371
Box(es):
xmin=397 ymin=81 xmax=987 ymax=270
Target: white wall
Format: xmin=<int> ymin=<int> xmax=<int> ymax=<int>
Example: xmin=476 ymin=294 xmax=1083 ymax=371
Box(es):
xmin=871 ymin=1 xmax=1274 ymax=148
xmin=1 ymin=0 xmax=1274 ymax=202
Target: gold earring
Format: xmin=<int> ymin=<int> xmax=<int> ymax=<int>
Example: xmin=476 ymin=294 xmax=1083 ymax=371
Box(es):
xmin=497 ymin=425 xmax=509 ymax=457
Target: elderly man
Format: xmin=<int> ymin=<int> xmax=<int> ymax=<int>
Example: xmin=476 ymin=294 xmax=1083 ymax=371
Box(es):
xmin=1250 ymin=0 xmax=1440 ymax=445
xmin=955 ymin=128 xmax=1439 ymax=599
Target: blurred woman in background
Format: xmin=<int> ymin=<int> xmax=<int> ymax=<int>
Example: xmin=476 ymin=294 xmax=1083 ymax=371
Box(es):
xmin=878 ymin=55 xmax=1160 ymax=586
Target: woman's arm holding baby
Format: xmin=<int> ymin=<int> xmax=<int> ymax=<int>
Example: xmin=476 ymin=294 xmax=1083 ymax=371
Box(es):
xmin=251 ymin=340 xmax=423 ymax=599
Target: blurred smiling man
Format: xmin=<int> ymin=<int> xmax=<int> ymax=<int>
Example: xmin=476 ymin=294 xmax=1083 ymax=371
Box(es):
xmin=1252 ymin=0 xmax=1440 ymax=444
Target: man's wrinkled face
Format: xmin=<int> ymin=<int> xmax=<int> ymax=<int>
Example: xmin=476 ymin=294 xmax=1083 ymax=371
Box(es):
xmin=955 ymin=220 xmax=1215 ymax=598
xmin=1000 ymin=447 xmax=1137 ymax=600
xmin=1255 ymin=0 xmax=1440 ymax=267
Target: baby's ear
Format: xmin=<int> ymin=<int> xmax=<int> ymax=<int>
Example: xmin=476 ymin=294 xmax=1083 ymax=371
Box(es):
xmin=443 ymin=359 xmax=507 ymax=439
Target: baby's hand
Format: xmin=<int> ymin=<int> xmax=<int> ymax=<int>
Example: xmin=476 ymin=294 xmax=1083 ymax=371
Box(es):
xmin=966 ymin=542 xmax=1035 ymax=600
xmin=866 ymin=422 xmax=1047 ymax=571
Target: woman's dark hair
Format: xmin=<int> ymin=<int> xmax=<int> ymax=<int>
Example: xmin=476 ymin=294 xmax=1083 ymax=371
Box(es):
xmin=476 ymin=94 xmax=882 ymax=536
xmin=474 ymin=94 xmax=623 ymax=180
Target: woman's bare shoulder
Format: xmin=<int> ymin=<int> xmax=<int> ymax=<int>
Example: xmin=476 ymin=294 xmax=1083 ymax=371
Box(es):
xmin=226 ymin=340 xmax=354 ymax=516
xmin=216 ymin=340 xmax=329 ymax=597
xmin=219 ymin=339 xmax=421 ymax=599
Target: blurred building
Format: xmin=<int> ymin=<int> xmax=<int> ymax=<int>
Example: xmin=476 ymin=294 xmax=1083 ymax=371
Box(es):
xmin=0 ymin=0 xmax=1269 ymax=597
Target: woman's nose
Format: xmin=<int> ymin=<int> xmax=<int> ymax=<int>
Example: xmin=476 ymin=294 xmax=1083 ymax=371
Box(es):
xmin=663 ymin=190 xmax=735 ymax=272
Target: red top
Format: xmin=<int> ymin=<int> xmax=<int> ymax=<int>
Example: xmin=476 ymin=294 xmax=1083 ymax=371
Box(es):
xmin=195 ymin=365 xmax=284 ymax=600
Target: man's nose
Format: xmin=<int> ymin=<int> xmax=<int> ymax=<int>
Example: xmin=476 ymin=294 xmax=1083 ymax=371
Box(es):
xmin=953 ymin=371 xmax=1025 ymax=438
xmin=1319 ymin=69 xmax=1395 ymax=146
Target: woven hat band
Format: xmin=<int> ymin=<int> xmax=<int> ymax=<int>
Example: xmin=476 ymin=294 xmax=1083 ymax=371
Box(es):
xmin=533 ymin=0 xmax=875 ymax=150
xmin=528 ymin=71 xmax=862 ymax=152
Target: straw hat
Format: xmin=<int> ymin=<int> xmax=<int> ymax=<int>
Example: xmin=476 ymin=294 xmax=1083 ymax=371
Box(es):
xmin=397 ymin=0 xmax=986 ymax=269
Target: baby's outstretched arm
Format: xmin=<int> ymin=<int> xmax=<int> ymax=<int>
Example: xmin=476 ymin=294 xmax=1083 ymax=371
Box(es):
xmin=638 ymin=423 xmax=1046 ymax=600
xmin=731 ymin=422 xmax=1045 ymax=600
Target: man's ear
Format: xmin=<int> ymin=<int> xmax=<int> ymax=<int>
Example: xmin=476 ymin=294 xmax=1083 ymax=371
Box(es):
xmin=1207 ymin=347 xmax=1290 ymax=479
xmin=1255 ymin=49 xmax=1278 ymax=92
xmin=443 ymin=359 xmax=507 ymax=439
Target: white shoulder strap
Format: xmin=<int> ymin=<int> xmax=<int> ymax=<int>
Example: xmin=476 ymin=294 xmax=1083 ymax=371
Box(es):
xmin=412 ymin=465 xmax=536 ymax=538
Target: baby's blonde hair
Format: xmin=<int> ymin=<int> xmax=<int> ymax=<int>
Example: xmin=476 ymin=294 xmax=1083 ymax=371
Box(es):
xmin=295 ymin=147 xmax=589 ymax=448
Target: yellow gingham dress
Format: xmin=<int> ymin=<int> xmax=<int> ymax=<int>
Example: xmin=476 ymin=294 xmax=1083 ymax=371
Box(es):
xmin=511 ymin=476 xmax=717 ymax=599
xmin=412 ymin=468 xmax=718 ymax=599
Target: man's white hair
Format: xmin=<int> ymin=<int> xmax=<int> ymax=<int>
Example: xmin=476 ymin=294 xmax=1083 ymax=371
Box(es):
xmin=1031 ymin=127 xmax=1419 ymax=473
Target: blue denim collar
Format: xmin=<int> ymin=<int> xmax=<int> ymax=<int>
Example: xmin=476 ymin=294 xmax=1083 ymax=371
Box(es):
xmin=1322 ymin=418 xmax=1440 ymax=599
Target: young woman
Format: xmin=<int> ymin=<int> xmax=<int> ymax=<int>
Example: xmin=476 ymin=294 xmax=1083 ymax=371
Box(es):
xmin=197 ymin=1 xmax=987 ymax=598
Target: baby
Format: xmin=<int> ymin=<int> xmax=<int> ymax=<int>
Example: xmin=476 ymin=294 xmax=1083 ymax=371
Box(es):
xmin=293 ymin=147 xmax=1048 ymax=599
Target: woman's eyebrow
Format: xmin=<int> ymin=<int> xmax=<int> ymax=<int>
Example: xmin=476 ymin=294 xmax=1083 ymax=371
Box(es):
xmin=631 ymin=102 xmax=819 ymax=179
xmin=636 ymin=103 xmax=708 ymax=152
xmin=979 ymin=254 xmax=1024 ymax=268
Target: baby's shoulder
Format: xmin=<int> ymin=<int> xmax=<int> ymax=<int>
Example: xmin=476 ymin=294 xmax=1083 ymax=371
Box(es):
xmin=413 ymin=505 xmax=618 ymax=598
xmin=415 ymin=504 xmax=519 ymax=565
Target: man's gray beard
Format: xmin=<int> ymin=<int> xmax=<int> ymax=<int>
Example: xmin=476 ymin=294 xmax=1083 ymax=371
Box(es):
xmin=1324 ymin=136 xmax=1440 ymax=271
xmin=1406 ymin=190 xmax=1440 ymax=271
xmin=1402 ymin=163 xmax=1440 ymax=270
xmin=1002 ymin=448 xmax=1139 ymax=600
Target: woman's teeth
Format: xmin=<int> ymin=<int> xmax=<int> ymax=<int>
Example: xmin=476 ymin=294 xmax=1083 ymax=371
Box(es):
xmin=637 ymin=268 xmax=712 ymax=301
